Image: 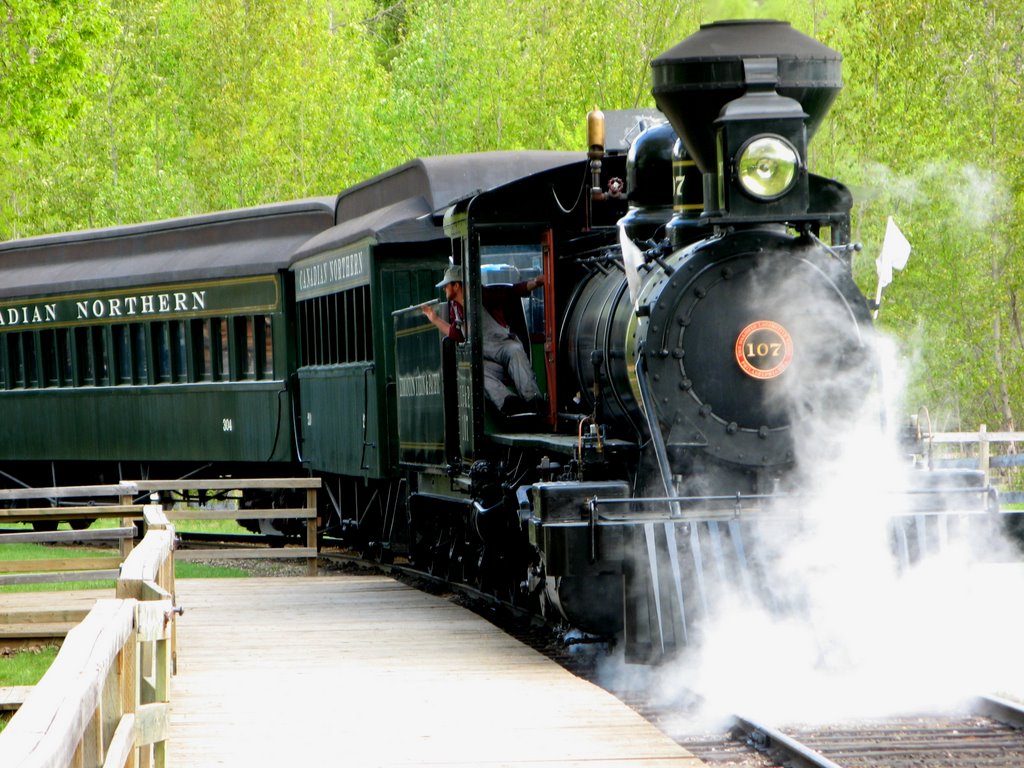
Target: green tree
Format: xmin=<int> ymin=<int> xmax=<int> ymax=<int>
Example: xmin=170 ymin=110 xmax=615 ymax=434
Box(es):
xmin=0 ymin=0 xmax=113 ymax=238
xmin=3 ymin=0 xmax=1023 ymax=433
xmin=822 ymin=0 xmax=1024 ymax=429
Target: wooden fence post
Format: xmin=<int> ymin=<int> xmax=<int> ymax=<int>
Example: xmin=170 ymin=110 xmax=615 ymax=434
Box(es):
xmin=979 ymin=423 xmax=990 ymax=485
xmin=121 ymin=492 xmax=136 ymax=560
xmin=307 ymin=487 xmax=319 ymax=577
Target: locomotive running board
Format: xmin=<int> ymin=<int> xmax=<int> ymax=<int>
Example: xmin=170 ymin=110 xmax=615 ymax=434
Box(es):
xmin=488 ymin=431 xmax=638 ymax=455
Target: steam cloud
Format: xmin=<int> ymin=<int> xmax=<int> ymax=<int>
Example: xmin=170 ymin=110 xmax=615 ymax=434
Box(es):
xmin=600 ymin=311 xmax=1024 ymax=731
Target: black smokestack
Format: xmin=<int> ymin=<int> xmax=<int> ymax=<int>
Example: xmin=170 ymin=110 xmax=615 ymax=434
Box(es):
xmin=650 ymin=20 xmax=843 ymax=174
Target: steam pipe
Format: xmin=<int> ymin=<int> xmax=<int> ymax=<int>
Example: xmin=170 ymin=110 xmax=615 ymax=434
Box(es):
xmin=634 ymin=342 xmax=682 ymax=518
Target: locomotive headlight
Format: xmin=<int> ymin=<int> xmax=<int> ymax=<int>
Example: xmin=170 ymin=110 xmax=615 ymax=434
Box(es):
xmin=736 ymin=135 xmax=799 ymax=199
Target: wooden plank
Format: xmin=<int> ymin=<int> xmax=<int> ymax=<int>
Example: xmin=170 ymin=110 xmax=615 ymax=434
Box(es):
xmin=0 ymin=623 xmax=74 ymax=640
xmin=0 ymin=557 xmax=123 ymax=574
xmin=306 ymin=492 xmax=318 ymax=576
xmin=0 ymin=527 xmax=135 ymax=545
xmin=167 ymin=578 xmax=702 ymax=766
xmin=134 ymin=702 xmax=169 ymax=747
xmin=118 ymin=530 xmax=175 ymax=586
xmin=0 ymin=687 xmax=32 ymax=712
xmin=0 ymin=570 xmax=120 ymax=586
xmin=100 ymin=714 xmax=136 ymax=768
xmin=0 ymin=484 xmax=139 ymax=502
xmin=0 ymin=590 xmax=111 ymax=626
xmin=173 ymin=548 xmax=317 ymax=561
xmin=928 ymin=431 xmax=1024 ymax=443
xmin=0 ymin=599 xmax=135 ymax=768
xmin=134 ymin=601 xmax=173 ymax=643
xmin=0 ymin=608 xmax=90 ymax=625
xmin=167 ymin=508 xmax=314 ymax=521
xmin=0 ymin=506 xmax=138 ymax=520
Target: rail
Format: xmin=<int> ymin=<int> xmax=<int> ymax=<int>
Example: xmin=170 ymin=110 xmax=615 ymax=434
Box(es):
xmin=0 ymin=505 xmax=178 ymax=767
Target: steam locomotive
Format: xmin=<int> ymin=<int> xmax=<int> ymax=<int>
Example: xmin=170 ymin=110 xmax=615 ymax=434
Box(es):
xmin=0 ymin=21 xmax=988 ymax=660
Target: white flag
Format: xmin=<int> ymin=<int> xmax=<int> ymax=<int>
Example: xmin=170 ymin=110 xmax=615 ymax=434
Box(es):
xmin=618 ymin=219 xmax=646 ymax=305
xmin=875 ymin=216 xmax=911 ymax=289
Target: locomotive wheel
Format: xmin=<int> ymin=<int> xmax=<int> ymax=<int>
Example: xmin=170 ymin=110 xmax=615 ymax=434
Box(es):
xmin=69 ymin=518 xmax=96 ymax=531
xmin=31 ymin=520 xmax=58 ymax=532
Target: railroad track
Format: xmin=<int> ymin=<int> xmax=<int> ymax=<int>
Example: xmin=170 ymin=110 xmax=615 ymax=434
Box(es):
xmin=660 ymin=696 xmax=1024 ymax=768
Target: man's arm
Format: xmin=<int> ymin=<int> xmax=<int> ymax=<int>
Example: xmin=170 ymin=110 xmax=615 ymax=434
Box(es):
xmin=422 ymin=304 xmax=464 ymax=342
xmin=513 ymin=274 xmax=544 ymax=296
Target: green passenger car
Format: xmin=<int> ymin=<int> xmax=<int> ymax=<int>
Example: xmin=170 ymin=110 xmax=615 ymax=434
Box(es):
xmin=0 ymin=200 xmax=336 ymax=486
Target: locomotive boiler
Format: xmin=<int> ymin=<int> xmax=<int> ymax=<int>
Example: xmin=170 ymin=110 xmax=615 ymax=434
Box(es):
xmin=564 ymin=20 xmax=868 ymax=484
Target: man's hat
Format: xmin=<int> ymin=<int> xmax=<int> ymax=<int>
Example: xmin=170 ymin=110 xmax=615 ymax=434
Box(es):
xmin=436 ymin=265 xmax=463 ymax=288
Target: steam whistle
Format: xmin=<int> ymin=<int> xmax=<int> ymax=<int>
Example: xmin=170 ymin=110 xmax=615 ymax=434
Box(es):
xmin=587 ymin=108 xmax=606 ymax=202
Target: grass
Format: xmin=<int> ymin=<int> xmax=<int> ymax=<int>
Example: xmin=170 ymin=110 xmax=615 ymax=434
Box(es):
xmin=0 ymin=541 xmax=249 ymax=592
xmin=0 ymin=516 xmax=253 ymax=592
xmin=0 ymin=540 xmax=120 ymax=593
xmin=0 ymin=644 xmax=59 ymax=685
xmin=0 ymin=644 xmax=61 ymax=732
xmin=0 ymin=548 xmax=247 ymax=589
xmin=0 ymin=643 xmax=61 ymax=733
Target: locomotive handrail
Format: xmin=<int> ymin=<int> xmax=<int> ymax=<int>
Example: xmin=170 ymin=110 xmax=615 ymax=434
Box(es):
xmin=132 ymin=477 xmax=321 ymax=491
xmin=589 ymin=487 xmax=998 ymax=506
xmin=633 ymin=343 xmax=681 ymax=518
xmin=586 ymin=485 xmax=999 ymax=521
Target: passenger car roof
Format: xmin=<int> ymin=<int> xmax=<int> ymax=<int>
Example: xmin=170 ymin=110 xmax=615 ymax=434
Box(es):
xmin=0 ymin=199 xmax=337 ymax=299
xmin=289 ymin=151 xmax=583 ymax=261
xmin=0 ymin=151 xmax=584 ymax=300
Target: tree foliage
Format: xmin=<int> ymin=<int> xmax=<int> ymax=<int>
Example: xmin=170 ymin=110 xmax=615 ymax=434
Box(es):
xmin=0 ymin=0 xmax=1021 ymax=429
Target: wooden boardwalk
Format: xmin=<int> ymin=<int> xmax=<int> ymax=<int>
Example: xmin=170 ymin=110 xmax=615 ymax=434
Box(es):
xmin=167 ymin=576 xmax=703 ymax=767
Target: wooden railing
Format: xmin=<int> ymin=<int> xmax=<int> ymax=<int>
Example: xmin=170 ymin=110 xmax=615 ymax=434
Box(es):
xmin=0 ymin=477 xmax=322 ymax=578
xmin=0 ymin=505 xmax=177 ymax=768
xmin=924 ymin=425 xmax=1024 ymax=505
xmin=132 ymin=477 xmax=321 ymax=575
xmin=0 ymin=483 xmax=140 ymax=576
xmin=0 ymin=476 xmax=322 ymax=764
